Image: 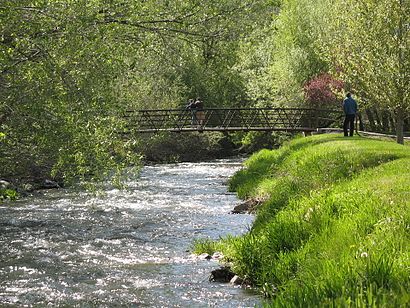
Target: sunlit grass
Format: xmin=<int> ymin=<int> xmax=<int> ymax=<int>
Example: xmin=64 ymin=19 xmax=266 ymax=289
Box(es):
xmin=195 ymin=134 xmax=410 ymax=306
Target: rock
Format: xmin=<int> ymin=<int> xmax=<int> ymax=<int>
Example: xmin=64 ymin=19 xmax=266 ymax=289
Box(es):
xmin=22 ymin=183 xmax=35 ymax=192
xmin=0 ymin=180 xmax=11 ymax=190
xmin=231 ymin=197 xmax=264 ymax=214
xmin=40 ymin=179 xmax=60 ymax=189
xmin=231 ymin=202 xmax=249 ymax=214
xmin=230 ymin=275 xmax=244 ymax=285
xmin=198 ymin=253 xmax=212 ymax=260
xmin=212 ymin=252 xmax=223 ymax=260
xmin=209 ymin=266 xmax=235 ymax=283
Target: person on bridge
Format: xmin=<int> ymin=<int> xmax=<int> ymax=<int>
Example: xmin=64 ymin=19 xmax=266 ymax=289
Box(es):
xmin=343 ymin=92 xmax=358 ymax=137
xmin=186 ymin=98 xmax=197 ymax=125
xmin=194 ymin=97 xmax=205 ymax=127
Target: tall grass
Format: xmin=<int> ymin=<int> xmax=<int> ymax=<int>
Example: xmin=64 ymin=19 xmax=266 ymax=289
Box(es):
xmin=197 ymin=134 xmax=410 ymax=306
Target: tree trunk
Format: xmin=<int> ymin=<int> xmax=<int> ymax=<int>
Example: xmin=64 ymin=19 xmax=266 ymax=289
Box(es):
xmin=404 ymin=117 xmax=409 ymax=133
xmin=396 ymin=108 xmax=404 ymax=144
xmin=365 ymin=108 xmax=376 ymax=131
xmin=389 ymin=111 xmax=396 ymax=133
xmin=381 ymin=110 xmax=389 ymax=132
xmin=373 ymin=108 xmax=382 ymax=131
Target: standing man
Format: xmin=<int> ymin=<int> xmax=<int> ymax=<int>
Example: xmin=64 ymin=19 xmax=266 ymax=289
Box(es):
xmin=343 ymin=92 xmax=358 ymax=137
xmin=194 ymin=97 xmax=205 ymax=127
xmin=186 ymin=98 xmax=197 ymax=125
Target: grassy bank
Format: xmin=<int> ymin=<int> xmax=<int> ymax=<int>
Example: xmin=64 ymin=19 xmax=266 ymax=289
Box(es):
xmin=195 ymin=134 xmax=410 ymax=306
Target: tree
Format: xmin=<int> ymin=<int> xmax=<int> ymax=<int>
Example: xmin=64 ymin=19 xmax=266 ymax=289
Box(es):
xmin=325 ymin=0 xmax=410 ymax=143
xmin=235 ymin=0 xmax=332 ymax=106
xmin=0 ymin=0 xmax=141 ymax=184
xmin=0 ymin=0 xmax=271 ymax=184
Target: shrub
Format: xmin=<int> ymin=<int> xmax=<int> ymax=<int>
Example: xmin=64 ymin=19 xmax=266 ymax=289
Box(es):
xmin=304 ymin=73 xmax=344 ymax=109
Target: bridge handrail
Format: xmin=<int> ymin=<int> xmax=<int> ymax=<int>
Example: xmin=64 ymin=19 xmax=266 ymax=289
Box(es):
xmin=125 ymin=107 xmax=341 ymax=113
xmin=123 ymin=107 xmax=344 ymax=133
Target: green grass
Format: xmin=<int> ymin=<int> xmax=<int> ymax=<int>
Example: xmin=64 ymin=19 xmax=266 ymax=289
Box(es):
xmin=196 ymin=134 xmax=410 ymax=306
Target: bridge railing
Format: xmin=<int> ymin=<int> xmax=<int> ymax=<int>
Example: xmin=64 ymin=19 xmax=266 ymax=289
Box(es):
xmin=124 ymin=107 xmax=342 ymax=133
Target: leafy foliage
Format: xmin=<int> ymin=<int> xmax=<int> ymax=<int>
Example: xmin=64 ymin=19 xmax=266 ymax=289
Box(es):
xmin=1 ymin=0 xmax=408 ymax=184
xmin=303 ymin=73 xmax=344 ymax=109
xmin=0 ymin=188 xmax=18 ymax=201
xmin=0 ymin=0 xmax=271 ymax=184
xmin=320 ymin=0 xmax=410 ymax=142
xmin=235 ymin=0 xmax=409 ymax=141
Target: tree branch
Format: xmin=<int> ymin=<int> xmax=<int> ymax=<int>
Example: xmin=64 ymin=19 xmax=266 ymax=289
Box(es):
xmin=99 ymin=18 xmax=220 ymax=38
xmin=0 ymin=6 xmax=56 ymax=19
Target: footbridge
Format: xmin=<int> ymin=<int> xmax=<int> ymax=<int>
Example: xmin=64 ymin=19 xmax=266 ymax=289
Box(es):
xmin=124 ymin=107 xmax=342 ymax=133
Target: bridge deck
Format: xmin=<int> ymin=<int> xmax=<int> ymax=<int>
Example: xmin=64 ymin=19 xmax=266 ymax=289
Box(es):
xmin=124 ymin=107 xmax=342 ymax=133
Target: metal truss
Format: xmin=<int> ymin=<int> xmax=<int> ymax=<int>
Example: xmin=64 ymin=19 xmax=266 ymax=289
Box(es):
xmin=124 ymin=108 xmax=342 ymax=133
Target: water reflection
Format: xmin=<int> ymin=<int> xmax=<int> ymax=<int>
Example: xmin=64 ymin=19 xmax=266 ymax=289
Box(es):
xmin=0 ymin=160 xmax=260 ymax=307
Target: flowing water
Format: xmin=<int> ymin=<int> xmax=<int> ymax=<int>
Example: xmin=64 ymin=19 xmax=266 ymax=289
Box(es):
xmin=0 ymin=159 xmax=261 ymax=307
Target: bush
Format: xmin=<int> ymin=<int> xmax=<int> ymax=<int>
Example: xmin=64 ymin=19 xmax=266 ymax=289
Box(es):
xmin=0 ymin=188 xmax=18 ymax=201
xmin=303 ymin=73 xmax=344 ymax=109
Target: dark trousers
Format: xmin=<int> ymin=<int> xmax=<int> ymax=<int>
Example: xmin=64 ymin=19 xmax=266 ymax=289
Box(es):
xmin=343 ymin=114 xmax=355 ymax=136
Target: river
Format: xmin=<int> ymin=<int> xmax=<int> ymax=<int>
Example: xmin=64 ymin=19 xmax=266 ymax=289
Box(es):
xmin=0 ymin=159 xmax=261 ymax=307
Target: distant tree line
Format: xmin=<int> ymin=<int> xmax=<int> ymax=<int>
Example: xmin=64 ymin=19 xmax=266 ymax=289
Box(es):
xmin=1 ymin=0 xmax=408 ymax=185
xmin=238 ymin=0 xmax=409 ymax=142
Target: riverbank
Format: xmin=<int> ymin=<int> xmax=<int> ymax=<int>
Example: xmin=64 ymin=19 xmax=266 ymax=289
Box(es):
xmin=139 ymin=131 xmax=291 ymax=163
xmin=195 ymin=134 xmax=410 ymax=306
xmin=1 ymin=131 xmax=290 ymax=202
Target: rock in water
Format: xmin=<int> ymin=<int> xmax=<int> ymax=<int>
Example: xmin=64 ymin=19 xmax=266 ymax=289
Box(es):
xmin=0 ymin=180 xmax=11 ymax=189
xmin=230 ymin=275 xmax=244 ymax=285
xmin=231 ymin=197 xmax=264 ymax=214
xmin=41 ymin=179 xmax=60 ymax=189
xmin=209 ymin=267 xmax=235 ymax=283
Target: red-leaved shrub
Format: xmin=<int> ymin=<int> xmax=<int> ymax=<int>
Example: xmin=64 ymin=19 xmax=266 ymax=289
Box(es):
xmin=304 ymin=73 xmax=344 ymax=109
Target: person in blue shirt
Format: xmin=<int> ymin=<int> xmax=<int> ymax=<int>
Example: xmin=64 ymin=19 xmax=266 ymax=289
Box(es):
xmin=343 ymin=92 xmax=358 ymax=136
